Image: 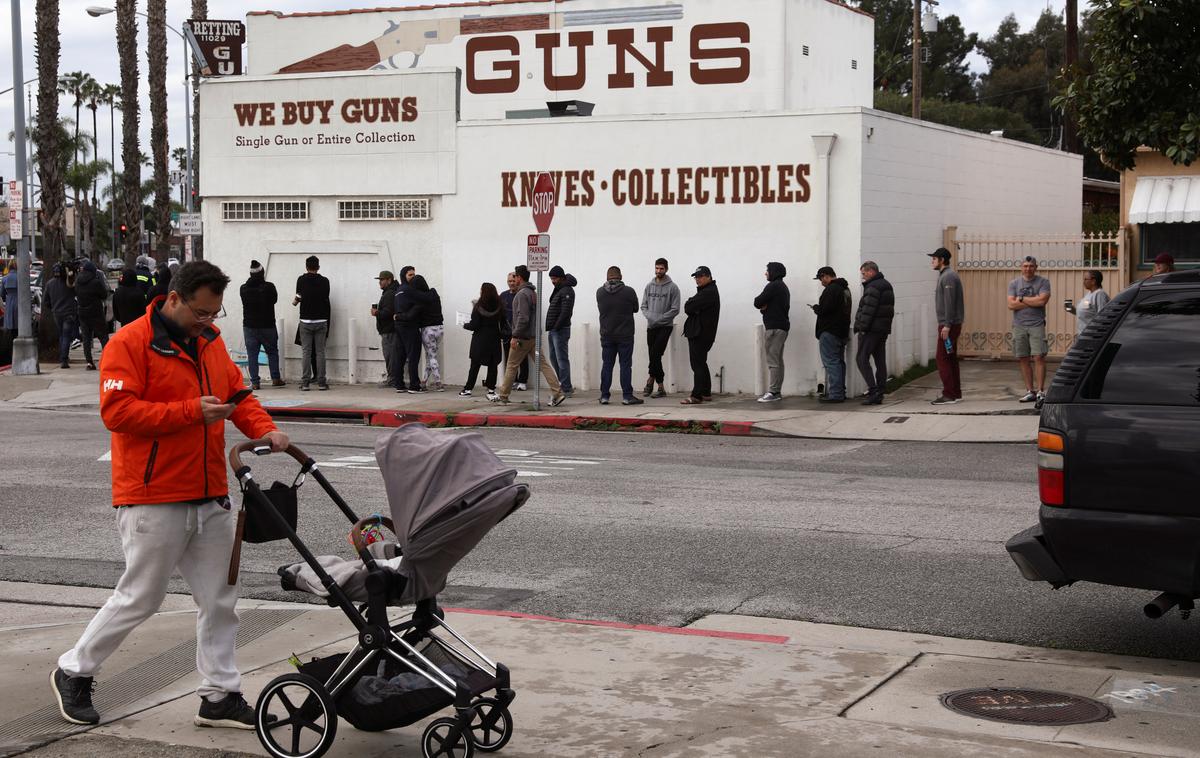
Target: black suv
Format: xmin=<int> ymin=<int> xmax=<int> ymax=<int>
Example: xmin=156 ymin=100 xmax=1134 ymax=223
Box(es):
xmin=1006 ymin=269 xmax=1200 ymax=618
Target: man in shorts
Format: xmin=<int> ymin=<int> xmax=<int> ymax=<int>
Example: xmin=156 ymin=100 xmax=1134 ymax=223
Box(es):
xmin=1007 ymin=256 xmax=1051 ymax=402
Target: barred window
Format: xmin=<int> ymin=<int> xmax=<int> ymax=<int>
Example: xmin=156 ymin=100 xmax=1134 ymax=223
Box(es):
xmin=338 ymin=198 xmax=431 ymax=221
xmin=221 ymin=201 xmax=309 ymax=221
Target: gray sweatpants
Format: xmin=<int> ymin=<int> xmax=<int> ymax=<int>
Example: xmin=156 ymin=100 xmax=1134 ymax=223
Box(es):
xmin=764 ymin=328 xmax=788 ymax=395
xmin=58 ymin=502 xmax=242 ymax=699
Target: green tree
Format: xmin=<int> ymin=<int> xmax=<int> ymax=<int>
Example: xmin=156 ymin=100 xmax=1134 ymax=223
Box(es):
xmin=851 ymin=0 xmax=977 ymax=101
xmin=35 ymin=0 xmax=66 ymax=264
xmin=874 ymin=90 xmax=1040 ymax=144
xmin=976 ymin=10 xmax=1066 ymax=146
xmin=1056 ymin=0 xmax=1200 ymax=169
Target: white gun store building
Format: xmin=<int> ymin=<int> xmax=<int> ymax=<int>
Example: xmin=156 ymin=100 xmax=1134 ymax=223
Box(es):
xmin=199 ymin=0 xmax=1082 ymax=394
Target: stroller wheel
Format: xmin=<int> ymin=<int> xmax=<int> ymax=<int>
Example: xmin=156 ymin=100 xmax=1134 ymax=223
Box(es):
xmin=422 ymin=716 xmax=475 ymax=758
xmin=255 ymin=673 xmax=338 ymax=758
xmin=468 ymin=697 xmax=513 ymax=752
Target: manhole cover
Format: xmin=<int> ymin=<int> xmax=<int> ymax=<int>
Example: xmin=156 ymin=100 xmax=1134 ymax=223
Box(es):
xmin=940 ymin=688 xmax=1114 ymax=726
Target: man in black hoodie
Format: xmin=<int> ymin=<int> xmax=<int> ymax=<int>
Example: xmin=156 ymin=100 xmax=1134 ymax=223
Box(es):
xmin=391 ymin=265 xmax=422 ymax=393
xmin=293 ymin=255 xmax=330 ymax=391
xmin=44 ymin=264 xmax=79 ymax=368
xmin=372 ymin=271 xmax=399 ymax=388
xmin=810 ymin=266 xmax=851 ymax=403
xmin=596 ymin=266 xmax=641 ymax=405
xmin=75 ymin=260 xmax=110 ymax=371
xmin=240 ymin=260 xmax=284 ymax=390
xmin=681 ymin=266 xmax=720 ymax=404
xmin=753 ymin=262 xmax=790 ymax=402
xmin=544 ymin=265 xmax=576 ymax=395
xmin=852 ymin=261 xmax=895 ymax=405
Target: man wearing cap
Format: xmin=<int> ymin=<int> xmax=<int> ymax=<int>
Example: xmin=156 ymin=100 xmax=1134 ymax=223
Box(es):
xmin=293 ymin=255 xmax=331 ymax=391
xmin=239 ymin=260 xmax=284 ymax=390
xmin=544 ymin=265 xmax=577 ymax=396
xmin=811 ymin=266 xmax=851 ymax=403
xmin=372 ymin=271 xmax=399 ymax=388
xmin=1007 ymin=256 xmax=1051 ymax=402
xmin=681 ymin=266 xmax=720 ymax=404
xmin=929 ymin=247 xmax=965 ymax=404
xmin=1153 ymin=253 xmax=1176 ymax=275
xmin=753 ymin=262 xmax=790 ymax=402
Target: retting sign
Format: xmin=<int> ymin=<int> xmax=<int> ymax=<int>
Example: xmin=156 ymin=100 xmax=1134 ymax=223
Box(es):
xmin=186 ymin=19 xmax=246 ymax=76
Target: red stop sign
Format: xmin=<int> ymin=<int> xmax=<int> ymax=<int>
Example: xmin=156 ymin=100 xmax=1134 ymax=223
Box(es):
xmin=531 ymin=172 xmax=556 ymax=233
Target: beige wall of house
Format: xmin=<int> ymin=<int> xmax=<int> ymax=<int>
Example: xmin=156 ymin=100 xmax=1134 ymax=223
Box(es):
xmin=1121 ymin=147 xmax=1200 ymax=278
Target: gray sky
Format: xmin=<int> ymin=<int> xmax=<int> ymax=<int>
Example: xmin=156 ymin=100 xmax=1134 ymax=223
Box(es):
xmin=0 ymin=0 xmax=1059 ymax=202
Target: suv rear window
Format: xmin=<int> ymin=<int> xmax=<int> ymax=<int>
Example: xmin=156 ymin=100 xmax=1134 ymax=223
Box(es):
xmin=1080 ymin=290 xmax=1200 ymax=405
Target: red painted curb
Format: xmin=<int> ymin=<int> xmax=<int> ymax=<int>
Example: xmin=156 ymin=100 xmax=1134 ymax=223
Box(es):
xmin=443 ymin=607 xmax=790 ymax=645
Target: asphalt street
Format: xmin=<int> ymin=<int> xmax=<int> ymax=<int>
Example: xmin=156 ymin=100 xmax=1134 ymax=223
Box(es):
xmin=2 ymin=407 xmax=1197 ymax=662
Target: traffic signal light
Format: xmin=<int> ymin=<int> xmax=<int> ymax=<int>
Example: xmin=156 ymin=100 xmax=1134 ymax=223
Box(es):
xmin=119 ymin=223 xmax=127 ymax=243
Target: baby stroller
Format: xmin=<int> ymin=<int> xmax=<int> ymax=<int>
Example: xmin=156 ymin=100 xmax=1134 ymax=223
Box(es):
xmin=228 ymin=424 xmax=529 ymax=758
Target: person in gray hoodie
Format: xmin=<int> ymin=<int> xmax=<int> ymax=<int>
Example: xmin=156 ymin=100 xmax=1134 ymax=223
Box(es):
xmin=597 ymin=266 xmax=643 ymax=405
xmin=493 ymin=265 xmax=566 ymax=405
xmin=640 ymin=257 xmax=681 ymax=397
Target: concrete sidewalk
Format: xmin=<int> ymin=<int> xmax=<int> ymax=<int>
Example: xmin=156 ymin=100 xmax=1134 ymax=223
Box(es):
xmin=0 ymin=358 xmax=1049 ymax=443
xmin=2 ymin=580 xmax=1195 ymax=757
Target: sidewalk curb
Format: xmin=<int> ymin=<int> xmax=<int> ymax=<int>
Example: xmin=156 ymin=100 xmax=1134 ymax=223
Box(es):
xmin=264 ymin=405 xmax=758 ymax=436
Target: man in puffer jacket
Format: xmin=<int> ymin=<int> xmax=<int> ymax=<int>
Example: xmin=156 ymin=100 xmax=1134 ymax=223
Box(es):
xmin=52 ymin=260 xmax=288 ymax=731
xmin=544 ymin=265 xmax=577 ymax=395
xmin=852 ymin=261 xmax=895 ymax=405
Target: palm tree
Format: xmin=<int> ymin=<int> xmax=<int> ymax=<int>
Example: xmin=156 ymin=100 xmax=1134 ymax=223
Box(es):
xmin=147 ymin=0 xmax=171 ymax=259
xmin=191 ymin=0 xmax=208 ymax=210
xmin=35 ymin=0 xmax=66 ymax=264
xmin=99 ymin=83 xmax=122 ymax=257
xmin=116 ymin=0 xmax=140 ymax=263
xmin=58 ymin=70 xmax=94 ymax=257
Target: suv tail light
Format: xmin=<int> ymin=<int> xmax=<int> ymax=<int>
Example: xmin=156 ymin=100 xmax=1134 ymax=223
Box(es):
xmin=1038 ymin=431 xmax=1065 ymax=506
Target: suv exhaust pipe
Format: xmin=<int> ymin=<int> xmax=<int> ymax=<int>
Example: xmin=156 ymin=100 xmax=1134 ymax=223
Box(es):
xmin=1144 ymin=592 xmax=1195 ymax=620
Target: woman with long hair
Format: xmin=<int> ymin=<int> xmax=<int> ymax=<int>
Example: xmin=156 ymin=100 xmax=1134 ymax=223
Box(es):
xmin=460 ymin=282 xmax=504 ymax=399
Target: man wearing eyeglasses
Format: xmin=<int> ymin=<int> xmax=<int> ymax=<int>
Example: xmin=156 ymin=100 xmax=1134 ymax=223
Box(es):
xmin=52 ymin=261 xmax=289 ymax=731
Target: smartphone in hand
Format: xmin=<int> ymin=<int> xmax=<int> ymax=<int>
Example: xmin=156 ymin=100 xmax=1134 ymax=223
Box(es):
xmin=226 ymin=388 xmax=253 ymax=405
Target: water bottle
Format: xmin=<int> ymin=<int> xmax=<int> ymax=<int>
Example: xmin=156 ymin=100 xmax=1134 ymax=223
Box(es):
xmin=944 ymin=337 xmax=954 ymax=354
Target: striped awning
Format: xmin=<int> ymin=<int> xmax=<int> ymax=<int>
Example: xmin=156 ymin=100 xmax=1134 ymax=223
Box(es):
xmin=1128 ymin=176 xmax=1200 ymax=224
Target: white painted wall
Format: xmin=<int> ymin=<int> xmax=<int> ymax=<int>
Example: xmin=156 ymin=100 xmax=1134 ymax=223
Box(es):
xmin=244 ymin=0 xmax=873 ymax=119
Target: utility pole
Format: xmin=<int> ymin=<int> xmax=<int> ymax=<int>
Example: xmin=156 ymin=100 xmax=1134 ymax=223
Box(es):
xmin=1063 ymin=0 xmax=1079 ymax=153
xmin=9 ymin=0 xmax=38 ymax=374
xmin=912 ymin=0 xmax=922 ymax=119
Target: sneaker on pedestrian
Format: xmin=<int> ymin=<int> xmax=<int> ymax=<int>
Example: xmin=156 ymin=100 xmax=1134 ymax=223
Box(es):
xmin=1019 ymin=390 xmax=1037 ymax=403
xmin=930 ymin=396 xmax=961 ymax=405
xmin=490 ymin=394 xmax=509 ymax=404
xmin=51 ymin=668 xmax=99 ymax=725
xmin=251 ymin=381 xmax=261 ymax=391
xmin=459 ymin=389 xmax=472 ymax=397
xmin=622 ymin=396 xmax=644 ymax=406
xmin=272 ymin=378 xmax=286 ymax=387
xmin=643 ymin=378 xmax=655 ymax=397
xmin=431 ymin=383 xmax=446 ymax=392
xmin=1036 ymin=390 xmax=1045 ymax=402
xmin=59 ymin=362 xmax=70 ymax=369
xmin=394 ymin=385 xmax=408 ymax=393
xmin=702 ymin=395 xmax=713 ymax=402
xmin=599 ymin=396 xmax=610 ymax=405
xmin=318 ymin=383 xmax=329 ymax=391
xmin=819 ymin=396 xmax=845 ymax=404
xmin=195 ymin=692 xmax=265 ymax=730
xmin=300 ymin=383 xmax=310 ymax=392
xmin=86 ymin=363 xmax=97 ymax=371
xmin=408 ymin=387 xmax=425 ymax=394
xmin=650 ymin=385 xmax=667 ymax=398
xmin=550 ymin=393 xmax=567 ymax=407
xmin=861 ymin=395 xmax=882 ymax=406
xmin=486 ymin=390 xmax=499 ymax=402
xmin=757 ymin=392 xmax=782 ymax=403
xmin=515 ymin=382 xmax=527 ymax=391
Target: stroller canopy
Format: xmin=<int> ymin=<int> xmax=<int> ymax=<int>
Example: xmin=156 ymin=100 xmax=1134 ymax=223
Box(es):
xmin=375 ymin=424 xmax=528 ymax=602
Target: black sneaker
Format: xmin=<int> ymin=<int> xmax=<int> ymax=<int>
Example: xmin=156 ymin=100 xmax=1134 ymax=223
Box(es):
xmin=318 ymin=383 xmax=330 ymax=391
xmin=195 ymin=692 xmax=266 ymax=730
xmin=51 ymin=668 xmax=99 ymax=725
xmin=622 ymin=396 xmax=644 ymax=405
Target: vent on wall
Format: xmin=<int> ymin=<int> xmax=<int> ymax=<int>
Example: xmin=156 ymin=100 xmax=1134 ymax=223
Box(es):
xmin=338 ymin=198 xmax=431 ymax=221
xmin=851 ymin=59 xmax=858 ymax=69
xmin=222 ymin=201 xmax=309 ymax=221
xmin=802 ymin=45 xmax=809 ymax=56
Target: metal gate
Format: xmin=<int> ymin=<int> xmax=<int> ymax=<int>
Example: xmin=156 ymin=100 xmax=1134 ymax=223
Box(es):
xmin=946 ymin=226 xmax=1128 ymax=358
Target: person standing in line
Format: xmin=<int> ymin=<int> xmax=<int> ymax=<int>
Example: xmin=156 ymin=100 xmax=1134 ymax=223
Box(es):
xmin=810 ymin=266 xmax=851 ymax=403
xmin=493 ymin=265 xmax=565 ymax=406
xmin=1006 ymin=255 xmax=1051 ymax=403
xmin=293 ymin=255 xmax=330 ymax=391
xmin=75 ymin=260 xmax=111 ymax=371
xmin=134 ymin=255 xmax=156 ymax=297
xmin=1065 ymin=270 xmax=1110 ymax=335
xmin=544 ymin=265 xmax=577 ymax=396
xmin=928 ymin=247 xmax=965 ymax=405
xmin=852 ymin=261 xmax=895 ymax=405
xmin=596 ymin=266 xmax=642 ymax=406
xmin=113 ymin=268 xmax=147 ymax=328
xmin=681 ymin=266 xmax=720 ymax=404
xmin=240 ymin=260 xmax=284 ymax=390
xmin=391 ymin=265 xmax=423 ymax=393
xmin=641 ymin=258 xmax=680 ymax=398
xmin=1 ymin=259 xmax=19 ymax=339
xmin=1153 ymin=253 xmax=1175 ymax=275
xmin=409 ymin=274 xmax=445 ymax=391
xmin=45 ymin=263 xmax=80 ymax=369
xmin=753 ymin=261 xmax=790 ymax=402
xmin=460 ymin=282 xmax=504 ymax=400
xmin=51 ymin=260 xmax=289 ymax=730
xmin=147 ymin=261 xmax=172 ymax=302
xmin=371 ymin=271 xmax=399 ymax=388
xmin=499 ymin=272 xmax=530 ymax=391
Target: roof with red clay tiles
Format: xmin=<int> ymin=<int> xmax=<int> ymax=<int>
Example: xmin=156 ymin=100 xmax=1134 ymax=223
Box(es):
xmin=249 ymin=0 xmax=872 ymax=20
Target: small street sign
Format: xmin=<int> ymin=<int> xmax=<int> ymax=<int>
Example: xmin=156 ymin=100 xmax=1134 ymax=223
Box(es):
xmin=8 ymin=180 xmax=23 ymax=238
xmin=531 ymin=172 xmax=556 ymax=233
xmin=178 ymin=212 xmax=202 ymax=236
xmin=170 ymin=170 xmax=184 ymax=187
xmin=527 ymin=233 xmax=550 ymax=272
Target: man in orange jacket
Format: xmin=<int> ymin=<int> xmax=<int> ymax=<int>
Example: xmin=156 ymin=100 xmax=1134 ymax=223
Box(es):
xmin=52 ymin=261 xmax=289 ymax=729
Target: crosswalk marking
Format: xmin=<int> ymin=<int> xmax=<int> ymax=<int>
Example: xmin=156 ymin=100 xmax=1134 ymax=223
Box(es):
xmin=316 ymin=448 xmax=610 ymax=479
